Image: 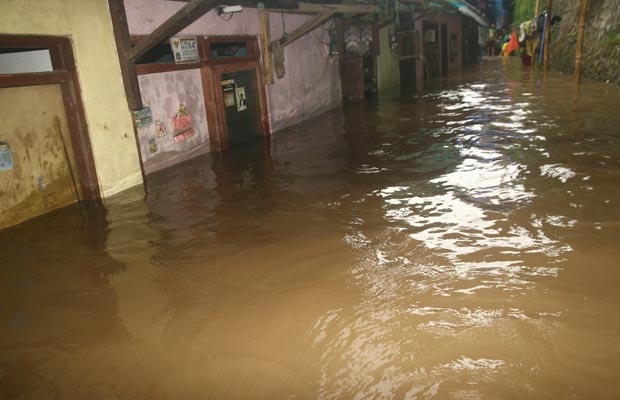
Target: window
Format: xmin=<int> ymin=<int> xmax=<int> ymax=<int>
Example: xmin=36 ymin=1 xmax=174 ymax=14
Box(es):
xmin=0 ymin=48 xmax=53 ymax=74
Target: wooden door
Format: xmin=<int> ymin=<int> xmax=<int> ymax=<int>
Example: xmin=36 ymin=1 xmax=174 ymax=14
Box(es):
xmin=341 ymin=55 xmax=364 ymax=101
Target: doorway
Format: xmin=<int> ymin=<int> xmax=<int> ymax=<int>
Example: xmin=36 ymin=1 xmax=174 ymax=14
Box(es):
xmin=221 ymin=69 xmax=261 ymax=147
xmin=201 ymin=36 xmax=270 ymax=151
xmin=0 ymin=35 xmax=97 ymax=229
xmin=441 ymin=23 xmax=448 ymax=77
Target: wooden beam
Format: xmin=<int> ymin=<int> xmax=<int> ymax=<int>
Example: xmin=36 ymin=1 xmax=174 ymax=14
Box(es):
xmin=169 ymin=0 xmax=299 ymax=8
xmin=271 ymin=12 xmax=334 ymax=50
xmin=127 ymin=0 xmax=218 ymax=63
xmin=542 ymin=0 xmax=552 ymax=74
xmin=297 ymin=2 xmax=377 ymax=14
xmin=0 ymin=70 xmax=68 ymax=88
xmin=258 ymin=8 xmax=275 ymax=85
xmin=108 ymin=0 xmax=143 ymax=110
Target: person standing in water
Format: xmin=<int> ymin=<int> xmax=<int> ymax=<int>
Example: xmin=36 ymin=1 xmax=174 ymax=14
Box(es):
xmin=487 ymin=24 xmax=497 ymax=56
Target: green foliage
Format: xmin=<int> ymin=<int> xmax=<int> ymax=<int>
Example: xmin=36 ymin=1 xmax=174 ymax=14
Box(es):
xmin=512 ymin=0 xmax=537 ymax=26
xmin=600 ymin=32 xmax=620 ymax=46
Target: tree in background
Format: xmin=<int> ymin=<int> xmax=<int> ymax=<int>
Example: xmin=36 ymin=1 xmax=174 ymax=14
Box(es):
xmin=511 ymin=0 xmax=537 ymax=26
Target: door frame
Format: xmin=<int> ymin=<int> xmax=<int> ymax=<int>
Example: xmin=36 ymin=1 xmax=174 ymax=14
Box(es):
xmin=200 ymin=36 xmax=270 ymax=151
xmin=0 ymin=34 xmax=100 ymax=200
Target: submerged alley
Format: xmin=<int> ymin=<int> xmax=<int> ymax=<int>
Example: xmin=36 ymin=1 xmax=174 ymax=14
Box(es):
xmin=2 ymin=59 xmax=620 ymax=398
xmin=2 ymin=0 xmax=620 ymax=399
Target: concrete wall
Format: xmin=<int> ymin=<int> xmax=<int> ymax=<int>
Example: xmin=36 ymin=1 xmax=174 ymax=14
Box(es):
xmin=265 ymin=13 xmax=342 ymax=132
xmin=447 ymin=14 xmax=463 ymax=71
xmin=0 ymin=0 xmax=143 ymax=198
xmin=551 ymin=0 xmax=620 ymax=85
xmin=124 ymin=0 xmax=342 ymax=139
xmin=0 ymin=85 xmax=78 ymax=229
xmin=377 ymin=22 xmax=400 ymax=90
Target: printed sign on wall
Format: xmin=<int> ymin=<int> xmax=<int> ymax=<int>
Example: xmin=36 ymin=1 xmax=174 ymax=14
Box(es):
xmin=0 ymin=142 xmax=14 ymax=172
xmin=171 ymin=104 xmax=194 ymax=143
xmin=156 ymin=120 xmax=168 ymax=138
xmin=236 ymin=86 xmax=247 ymax=111
xmin=170 ymin=37 xmax=199 ymax=63
xmin=134 ymin=107 xmax=153 ymax=128
xmin=148 ymin=138 xmax=158 ymax=154
xmin=221 ymin=79 xmax=236 ymax=108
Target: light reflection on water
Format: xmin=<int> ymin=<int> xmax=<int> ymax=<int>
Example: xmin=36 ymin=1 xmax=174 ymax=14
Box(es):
xmin=2 ymin=59 xmax=620 ymax=399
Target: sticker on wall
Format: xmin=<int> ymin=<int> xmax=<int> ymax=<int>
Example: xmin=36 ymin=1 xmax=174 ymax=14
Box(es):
xmin=155 ymin=120 xmax=168 ymax=137
xmin=148 ymin=138 xmax=158 ymax=154
xmin=170 ymin=103 xmax=194 ymax=143
xmin=0 ymin=142 xmax=14 ymax=172
xmin=236 ymin=86 xmax=247 ymax=111
xmin=134 ymin=107 xmax=153 ymax=128
xmin=221 ymin=79 xmax=236 ymax=108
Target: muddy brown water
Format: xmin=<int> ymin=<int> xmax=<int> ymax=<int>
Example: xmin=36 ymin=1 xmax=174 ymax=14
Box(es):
xmin=2 ymin=59 xmax=620 ymax=399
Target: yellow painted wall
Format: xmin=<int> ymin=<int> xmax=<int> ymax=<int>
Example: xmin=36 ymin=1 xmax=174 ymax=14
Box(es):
xmin=0 ymin=0 xmax=143 ymax=197
xmin=378 ymin=23 xmax=401 ymax=90
xmin=0 ymin=85 xmax=78 ymax=229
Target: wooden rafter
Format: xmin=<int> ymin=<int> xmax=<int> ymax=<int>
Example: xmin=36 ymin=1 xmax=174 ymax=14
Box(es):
xmin=296 ymin=2 xmax=377 ymax=14
xmin=108 ymin=0 xmax=143 ymax=110
xmin=127 ymin=0 xmax=218 ymax=63
xmin=169 ymin=0 xmax=378 ymax=15
xmin=168 ymin=0 xmax=299 ymax=8
xmin=268 ymin=2 xmax=378 ymax=15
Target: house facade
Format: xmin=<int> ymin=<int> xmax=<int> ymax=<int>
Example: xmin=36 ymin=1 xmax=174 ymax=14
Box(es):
xmin=0 ymin=0 xmax=487 ymax=229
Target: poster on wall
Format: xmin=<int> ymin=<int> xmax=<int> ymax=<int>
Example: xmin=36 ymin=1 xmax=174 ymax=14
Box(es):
xmin=171 ymin=103 xmax=194 ymax=143
xmin=236 ymin=86 xmax=247 ymax=111
xmin=0 ymin=142 xmax=14 ymax=172
xmin=133 ymin=107 xmax=153 ymax=128
xmin=148 ymin=138 xmax=158 ymax=154
xmin=155 ymin=120 xmax=168 ymax=137
xmin=170 ymin=37 xmax=199 ymax=63
xmin=221 ymin=79 xmax=236 ymax=108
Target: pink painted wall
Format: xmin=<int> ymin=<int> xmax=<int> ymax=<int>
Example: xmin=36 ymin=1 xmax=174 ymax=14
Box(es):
xmin=124 ymin=0 xmax=342 ymax=142
xmin=136 ymin=69 xmax=209 ymax=175
xmin=265 ymin=14 xmax=342 ymax=132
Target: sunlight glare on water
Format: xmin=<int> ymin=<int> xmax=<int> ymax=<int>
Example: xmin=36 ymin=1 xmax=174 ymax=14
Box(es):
xmin=1 ymin=59 xmax=620 ymax=399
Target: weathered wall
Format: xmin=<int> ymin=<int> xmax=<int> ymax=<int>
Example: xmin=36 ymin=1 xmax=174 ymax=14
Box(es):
xmin=124 ymin=0 xmax=342 ymax=136
xmin=422 ymin=13 xmax=464 ymax=76
xmin=551 ymin=0 xmax=620 ymax=85
xmin=377 ymin=23 xmax=401 ymax=91
xmin=136 ymin=70 xmax=209 ymax=175
xmin=265 ymin=14 xmax=342 ymax=132
xmin=0 ymin=0 xmax=143 ymax=197
xmin=0 ymin=85 xmax=78 ymax=229
xmin=448 ymin=14 xmax=464 ymax=71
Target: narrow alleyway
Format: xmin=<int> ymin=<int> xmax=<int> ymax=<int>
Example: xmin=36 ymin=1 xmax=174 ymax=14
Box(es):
xmin=2 ymin=58 xmax=620 ymax=399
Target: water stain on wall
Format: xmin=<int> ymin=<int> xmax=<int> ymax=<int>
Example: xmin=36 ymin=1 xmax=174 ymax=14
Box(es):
xmin=0 ymin=85 xmax=79 ymax=229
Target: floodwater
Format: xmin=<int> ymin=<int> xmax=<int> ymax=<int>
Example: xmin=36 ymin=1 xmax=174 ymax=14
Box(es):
xmin=2 ymin=58 xmax=620 ymax=399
